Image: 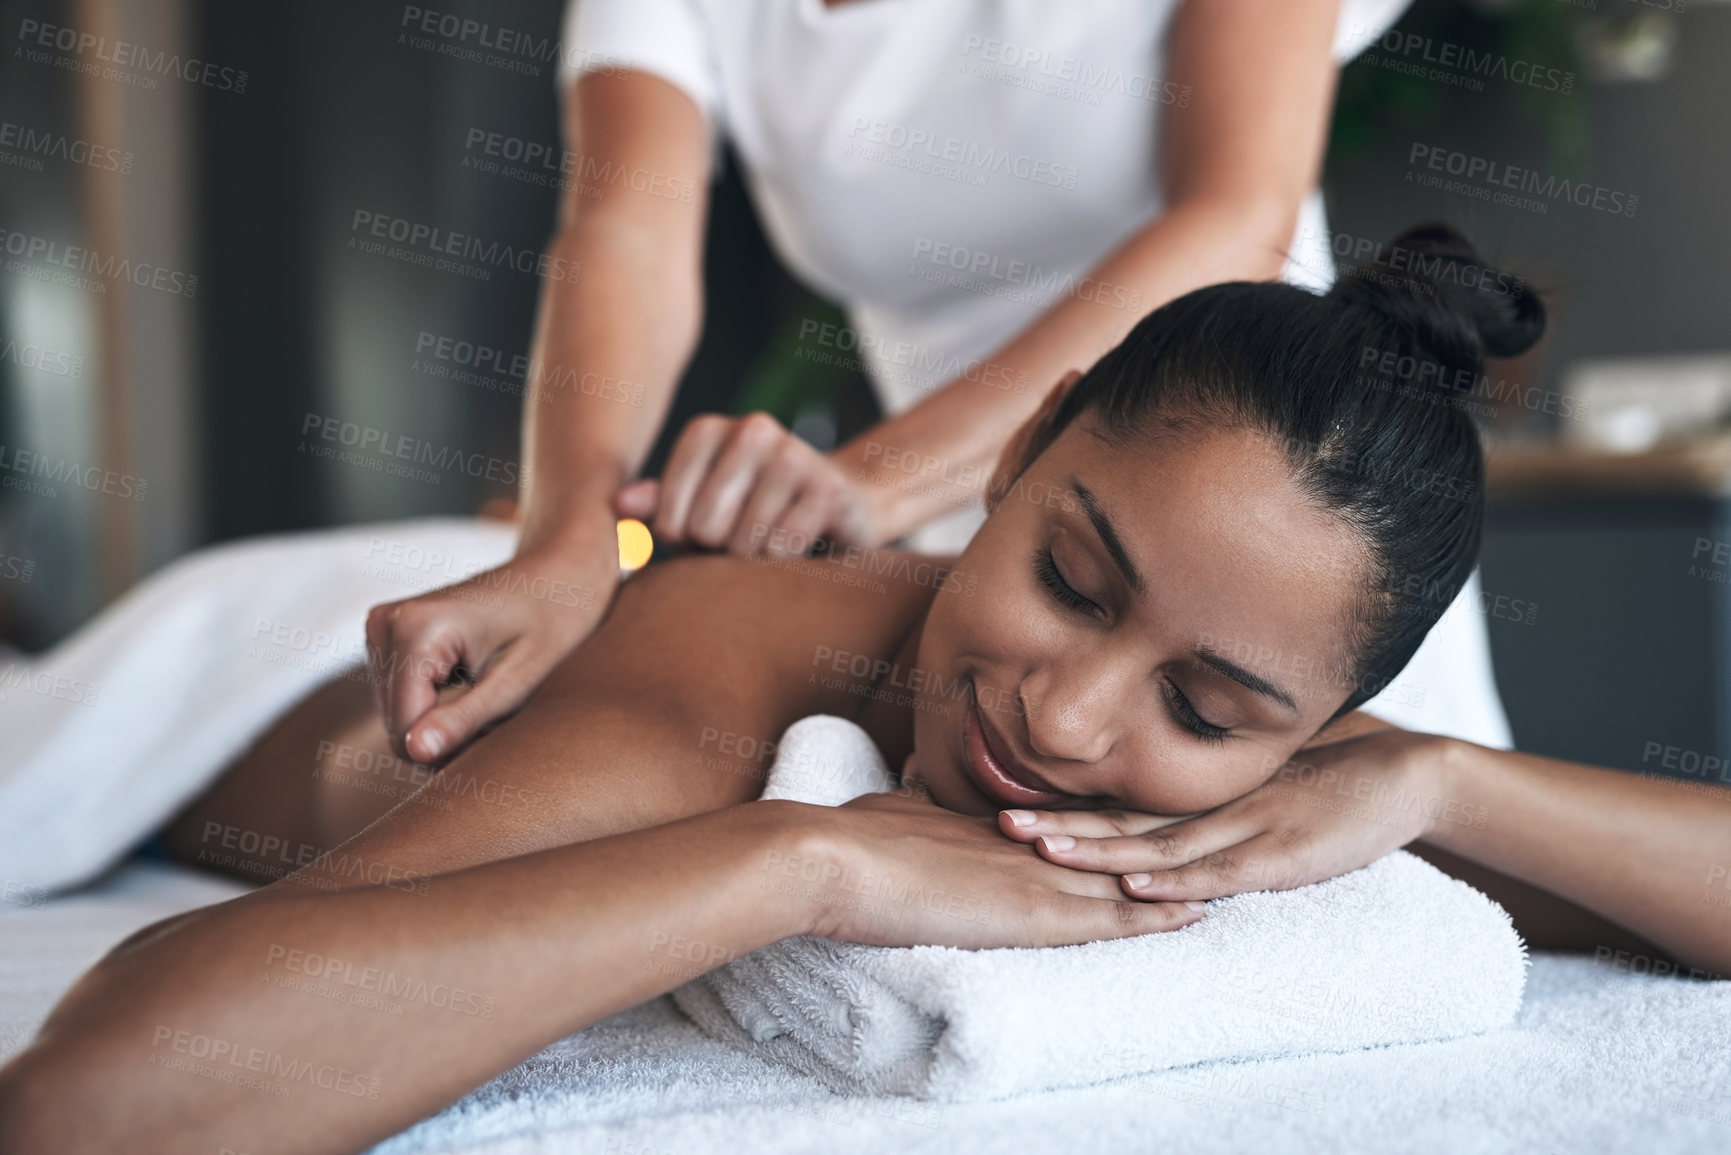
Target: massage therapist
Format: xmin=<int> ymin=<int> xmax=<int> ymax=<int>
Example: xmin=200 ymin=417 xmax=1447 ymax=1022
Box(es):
xmin=367 ymin=0 xmax=1502 ymax=769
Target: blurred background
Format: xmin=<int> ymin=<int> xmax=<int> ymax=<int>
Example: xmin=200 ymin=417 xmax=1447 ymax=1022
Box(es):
xmin=2 ymin=0 xmax=1729 ymax=782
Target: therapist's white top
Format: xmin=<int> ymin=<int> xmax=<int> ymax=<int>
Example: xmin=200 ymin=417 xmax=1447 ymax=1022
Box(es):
xmin=558 ymin=0 xmax=1516 ymax=751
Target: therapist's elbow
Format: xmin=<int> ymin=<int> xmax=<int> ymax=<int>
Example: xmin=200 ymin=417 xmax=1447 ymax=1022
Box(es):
xmin=1238 ymin=193 xmax=1309 ymax=276
xmin=1177 ymin=188 xmax=1307 ymax=280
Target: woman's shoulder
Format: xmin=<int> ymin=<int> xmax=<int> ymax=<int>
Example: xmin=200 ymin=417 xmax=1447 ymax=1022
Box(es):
xmin=617 ymin=548 xmax=945 ymax=644
xmin=583 ymin=548 xmax=947 ymax=719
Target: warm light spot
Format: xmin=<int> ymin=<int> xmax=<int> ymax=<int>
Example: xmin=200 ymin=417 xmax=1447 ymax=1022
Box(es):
xmin=617 ymin=518 xmax=654 ymax=571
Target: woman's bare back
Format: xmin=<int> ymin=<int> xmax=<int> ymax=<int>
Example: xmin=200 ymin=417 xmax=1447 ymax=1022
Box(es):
xmin=163 ymin=552 xmax=941 ymax=890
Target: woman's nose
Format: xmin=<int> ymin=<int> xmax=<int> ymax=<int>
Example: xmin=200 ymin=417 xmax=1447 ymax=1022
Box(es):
xmin=1018 ymin=654 xmax=1138 ymax=765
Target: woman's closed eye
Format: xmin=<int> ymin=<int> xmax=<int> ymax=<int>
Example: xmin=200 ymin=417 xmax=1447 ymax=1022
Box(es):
xmin=1034 ymin=545 xmax=1229 ymax=743
xmin=1033 ymin=546 xmax=1100 ymax=616
xmin=1163 ymin=679 xmax=1230 ymax=744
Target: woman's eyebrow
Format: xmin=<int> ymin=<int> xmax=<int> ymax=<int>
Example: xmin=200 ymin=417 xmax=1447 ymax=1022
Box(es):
xmin=1067 ymin=476 xmax=1144 ymax=595
xmin=1066 ymin=474 xmax=1296 ymax=712
xmin=1191 ymin=646 xmax=1299 ymax=713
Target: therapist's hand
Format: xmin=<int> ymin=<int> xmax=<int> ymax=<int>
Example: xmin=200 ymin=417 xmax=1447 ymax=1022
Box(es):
xmin=364 ymin=542 xmax=616 ymax=766
xmin=614 ymin=412 xmax=878 ymax=557
xmin=994 ymin=728 xmax=1456 ymax=902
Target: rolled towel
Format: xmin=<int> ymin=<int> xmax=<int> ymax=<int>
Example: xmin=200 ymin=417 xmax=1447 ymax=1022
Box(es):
xmin=672 ymin=715 xmax=1529 ymax=1101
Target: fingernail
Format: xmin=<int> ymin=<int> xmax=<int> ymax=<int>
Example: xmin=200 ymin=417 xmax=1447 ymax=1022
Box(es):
xmin=417 ymin=729 xmax=445 ymax=759
xmin=1123 ymin=873 xmax=1152 ymax=889
xmin=1039 ymin=834 xmax=1075 ymax=852
xmin=1002 ymin=809 xmax=1038 ymax=827
xmin=1185 ymin=901 xmax=1207 ymax=913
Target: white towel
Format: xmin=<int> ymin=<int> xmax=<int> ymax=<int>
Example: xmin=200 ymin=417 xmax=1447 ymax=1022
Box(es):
xmin=0 ymin=518 xmax=517 ymax=895
xmin=673 ymin=715 xmax=1529 ymax=1101
xmin=4 ymin=861 xmax=1724 ymax=1155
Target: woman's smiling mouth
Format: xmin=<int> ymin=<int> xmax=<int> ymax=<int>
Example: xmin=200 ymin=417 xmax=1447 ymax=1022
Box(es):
xmin=961 ymin=687 xmax=1071 ymax=807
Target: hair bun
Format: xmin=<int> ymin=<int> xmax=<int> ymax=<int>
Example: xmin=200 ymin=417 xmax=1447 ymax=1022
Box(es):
xmin=1330 ymin=222 xmax=1545 ymax=369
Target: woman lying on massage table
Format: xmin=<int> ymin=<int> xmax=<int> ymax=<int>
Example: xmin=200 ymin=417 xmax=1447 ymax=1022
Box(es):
xmin=3 ymin=225 xmax=1729 ymax=1155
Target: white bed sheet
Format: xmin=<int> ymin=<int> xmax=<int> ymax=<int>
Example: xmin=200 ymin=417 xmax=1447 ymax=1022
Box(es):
xmin=3 ymin=859 xmax=1729 ymax=1154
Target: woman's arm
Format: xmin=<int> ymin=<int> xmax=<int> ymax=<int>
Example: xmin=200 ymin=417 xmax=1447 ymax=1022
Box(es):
xmin=1414 ymin=739 xmax=1731 ymax=971
xmin=366 ymin=68 xmax=713 ymax=767
xmin=514 ymin=69 xmax=711 ymax=562
xmin=0 ymin=802 xmax=816 ymax=1155
xmin=0 ymin=793 xmax=1197 ymax=1155
xmin=835 ymin=0 xmax=1345 ymax=541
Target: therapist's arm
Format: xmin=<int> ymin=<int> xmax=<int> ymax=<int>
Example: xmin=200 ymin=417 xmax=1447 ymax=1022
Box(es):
xmin=366 ymin=69 xmax=712 ymax=766
xmin=837 ymin=0 xmax=1344 ymax=541
xmin=514 ymin=71 xmax=711 ymax=566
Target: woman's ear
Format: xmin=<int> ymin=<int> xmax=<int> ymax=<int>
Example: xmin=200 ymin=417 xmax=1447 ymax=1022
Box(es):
xmin=985 ymin=370 xmax=1083 ymax=515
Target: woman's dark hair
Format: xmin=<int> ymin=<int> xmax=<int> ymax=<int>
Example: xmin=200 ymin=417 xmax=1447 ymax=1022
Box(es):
xmin=1042 ymin=223 xmax=1546 ymax=721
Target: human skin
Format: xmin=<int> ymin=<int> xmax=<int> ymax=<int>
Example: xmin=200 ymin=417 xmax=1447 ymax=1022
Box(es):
xmin=0 ymin=416 xmax=1206 ymax=1154
xmin=369 ymin=0 xmax=1348 ymax=769
xmin=4 ymin=398 xmax=1730 ymax=1153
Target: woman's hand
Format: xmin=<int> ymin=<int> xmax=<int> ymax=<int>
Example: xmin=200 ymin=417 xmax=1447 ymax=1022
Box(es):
xmin=614 ymin=412 xmax=878 ymax=557
xmin=364 ymin=544 xmax=616 ymax=766
xmin=790 ymin=788 xmax=1206 ymax=949
xmin=995 ymin=728 xmax=1456 ymax=903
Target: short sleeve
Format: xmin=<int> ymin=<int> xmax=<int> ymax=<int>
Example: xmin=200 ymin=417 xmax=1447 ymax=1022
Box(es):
xmin=557 ymin=0 xmax=721 ymax=124
xmin=1332 ymin=0 xmax=1415 ymax=62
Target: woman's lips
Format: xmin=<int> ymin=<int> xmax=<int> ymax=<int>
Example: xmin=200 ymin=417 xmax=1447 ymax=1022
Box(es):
xmin=962 ymin=698 xmax=1069 ymax=808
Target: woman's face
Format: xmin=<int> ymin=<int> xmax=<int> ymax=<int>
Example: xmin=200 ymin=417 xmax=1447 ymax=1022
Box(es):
xmin=912 ymin=406 xmax=1371 ymax=818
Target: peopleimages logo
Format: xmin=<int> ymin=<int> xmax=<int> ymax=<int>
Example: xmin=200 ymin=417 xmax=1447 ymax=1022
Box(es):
xmin=796 ymin=318 xmax=1028 ymax=395
xmin=0 ymin=338 xmax=84 ymax=378
xmin=1407 ymin=143 xmax=1638 ymax=218
xmin=15 ymin=18 xmax=249 ymax=92
xmin=1358 ymin=347 xmax=1588 ymax=423
xmin=956 ymin=35 xmax=1191 ymax=108
xmin=462 ymin=128 xmax=696 ymax=203
xmin=1357 ymin=26 xmax=1574 ymax=94
xmin=1296 ymin=225 xmax=1524 ymax=299
xmin=298 ymin=413 xmax=530 ymax=487
xmin=846 ymin=117 xmax=1080 ymax=190
xmin=0 ymin=120 xmax=133 ymax=174
xmin=348 ymin=210 xmax=581 ymax=283
xmin=397 ymin=6 xmax=635 ymax=81
xmin=0 ymin=443 xmax=148 ymax=501
xmin=0 ymin=226 xmax=198 ymax=297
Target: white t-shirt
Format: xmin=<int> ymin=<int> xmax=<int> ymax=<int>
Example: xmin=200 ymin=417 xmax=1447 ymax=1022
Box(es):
xmin=557 ymin=0 xmax=1516 ymax=751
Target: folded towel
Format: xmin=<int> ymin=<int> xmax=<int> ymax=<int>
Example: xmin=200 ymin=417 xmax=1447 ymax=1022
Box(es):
xmin=672 ymin=715 xmax=1529 ymax=1101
